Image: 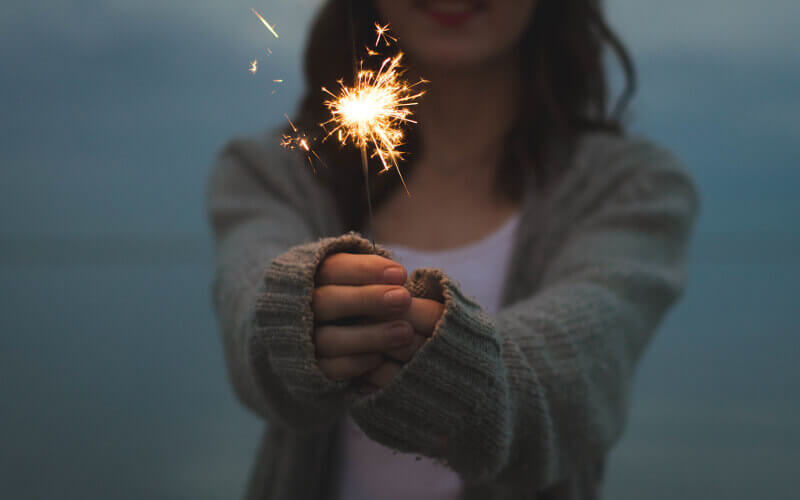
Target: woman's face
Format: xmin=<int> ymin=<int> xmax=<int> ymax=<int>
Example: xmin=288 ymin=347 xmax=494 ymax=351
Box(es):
xmin=375 ymin=0 xmax=536 ymax=70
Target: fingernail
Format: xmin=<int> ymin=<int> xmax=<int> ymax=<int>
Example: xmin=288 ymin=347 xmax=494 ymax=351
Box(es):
xmin=383 ymin=266 xmax=406 ymax=284
xmin=383 ymin=288 xmax=410 ymax=308
xmin=387 ymin=322 xmax=412 ymax=346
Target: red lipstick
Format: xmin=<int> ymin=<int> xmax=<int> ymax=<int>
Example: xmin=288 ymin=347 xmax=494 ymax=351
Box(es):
xmin=428 ymin=10 xmax=476 ymax=27
xmin=417 ymin=1 xmax=484 ymax=27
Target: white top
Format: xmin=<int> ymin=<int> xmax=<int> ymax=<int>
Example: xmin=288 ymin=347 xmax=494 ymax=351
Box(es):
xmin=338 ymin=212 xmax=521 ymax=500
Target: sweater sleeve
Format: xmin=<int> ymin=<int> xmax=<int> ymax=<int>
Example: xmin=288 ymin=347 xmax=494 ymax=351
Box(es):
xmin=206 ymin=135 xmax=376 ymax=432
xmin=347 ymin=147 xmax=701 ymax=487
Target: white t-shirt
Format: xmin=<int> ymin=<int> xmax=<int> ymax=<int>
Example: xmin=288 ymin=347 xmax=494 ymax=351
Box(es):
xmin=338 ymin=212 xmax=521 ymax=500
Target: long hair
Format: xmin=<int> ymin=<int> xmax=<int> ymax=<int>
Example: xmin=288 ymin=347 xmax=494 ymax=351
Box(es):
xmin=293 ymin=0 xmax=636 ymax=230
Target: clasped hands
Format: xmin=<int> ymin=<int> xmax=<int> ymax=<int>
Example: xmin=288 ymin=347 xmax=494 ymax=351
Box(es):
xmin=312 ymin=253 xmax=444 ymax=394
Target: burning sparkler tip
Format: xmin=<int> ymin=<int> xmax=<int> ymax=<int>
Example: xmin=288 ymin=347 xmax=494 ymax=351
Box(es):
xmin=321 ymin=43 xmax=425 ymax=190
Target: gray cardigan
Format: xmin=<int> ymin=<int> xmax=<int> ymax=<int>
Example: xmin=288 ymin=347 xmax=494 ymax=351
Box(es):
xmin=206 ymin=130 xmax=700 ymax=500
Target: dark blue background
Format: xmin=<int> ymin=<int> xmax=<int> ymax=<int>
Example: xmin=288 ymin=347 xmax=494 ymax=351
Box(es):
xmin=1 ymin=1 xmax=798 ymax=498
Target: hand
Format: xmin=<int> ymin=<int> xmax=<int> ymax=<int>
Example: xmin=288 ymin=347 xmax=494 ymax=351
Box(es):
xmin=312 ymin=253 xmax=414 ymax=382
xmin=362 ymin=295 xmax=444 ymax=391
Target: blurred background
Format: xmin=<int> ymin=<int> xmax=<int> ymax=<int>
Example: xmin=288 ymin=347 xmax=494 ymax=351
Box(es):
xmin=1 ymin=0 xmax=797 ymax=498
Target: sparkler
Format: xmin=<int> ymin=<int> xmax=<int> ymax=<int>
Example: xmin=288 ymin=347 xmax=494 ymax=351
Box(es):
xmin=317 ymin=6 xmax=425 ymax=247
xmin=320 ymin=52 xmax=425 ymax=194
xmin=257 ymin=3 xmax=426 ymax=247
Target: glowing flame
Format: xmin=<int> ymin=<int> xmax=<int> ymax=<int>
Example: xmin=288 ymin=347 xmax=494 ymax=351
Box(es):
xmin=275 ymin=19 xmax=426 ymax=192
xmin=249 ymin=59 xmax=258 ymax=74
xmin=322 ymin=52 xmax=426 ymax=192
xmin=251 ymin=8 xmax=279 ymax=38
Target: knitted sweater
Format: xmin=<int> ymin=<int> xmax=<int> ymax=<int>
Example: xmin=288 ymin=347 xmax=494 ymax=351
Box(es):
xmin=206 ymin=130 xmax=700 ymax=500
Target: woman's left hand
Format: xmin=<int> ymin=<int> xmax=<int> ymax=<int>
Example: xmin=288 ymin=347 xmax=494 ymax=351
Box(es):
xmin=362 ymin=296 xmax=444 ymax=390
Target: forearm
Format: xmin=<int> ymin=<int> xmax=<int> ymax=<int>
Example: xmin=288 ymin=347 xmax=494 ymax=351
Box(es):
xmin=207 ymin=135 xmax=357 ymax=430
xmin=212 ymin=216 xmax=309 ymax=416
xmin=214 ymin=226 xmax=408 ymax=433
xmin=488 ymin=278 xmax=678 ymax=486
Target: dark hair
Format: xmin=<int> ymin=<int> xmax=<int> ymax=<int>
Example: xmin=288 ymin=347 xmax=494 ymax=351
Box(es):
xmin=293 ymin=0 xmax=636 ymax=231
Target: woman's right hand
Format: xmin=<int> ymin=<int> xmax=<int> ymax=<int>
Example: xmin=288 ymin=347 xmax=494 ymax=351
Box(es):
xmin=312 ymin=253 xmax=415 ymax=382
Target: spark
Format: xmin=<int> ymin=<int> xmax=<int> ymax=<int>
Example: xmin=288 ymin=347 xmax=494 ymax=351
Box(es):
xmin=273 ymin=79 xmax=283 ymax=83
xmin=321 ymin=52 xmax=426 ymax=193
xmin=281 ymin=113 xmax=325 ymax=170
xmin=251 ymin=8 xmax=279 ymax=38
xmin=266 ymin=48 xmax=272 ymax=55
xmin=365 ymin=46 xmax=379 ymax=57
xmin=249 ymin=59 xmax=258 ymax=74
xmin=374 ymin=22 xmax=397 ymax=47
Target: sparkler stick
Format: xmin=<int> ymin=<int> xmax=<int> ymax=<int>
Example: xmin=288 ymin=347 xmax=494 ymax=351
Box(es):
xmin=268 ymin=4 xmax=425 ymax=250
xmin=359 ymin=143 xmax=375 ymax=250
xmin=329 ymin=0 xmax=425 ymax=249
xmin=348 ymin=0 xmax=376 ymax=250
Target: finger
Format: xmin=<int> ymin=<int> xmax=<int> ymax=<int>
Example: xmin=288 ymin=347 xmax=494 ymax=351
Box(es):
xmin=314 ymin=321 xmax=414 ymax=357
xmin=317 ymin=353 xmax=384 ymax=381
xmin=313 ymin=284 xmax=411 ymax=321
xmin=391 ymin=298 xmax=444 ymax=337
xmin=384 ymin=333 xmax=427 ymax=363
xmin=316 ymin=253 xmax=407 ymax=286
xmin=364 ymin=360 xmax=403 ymax=388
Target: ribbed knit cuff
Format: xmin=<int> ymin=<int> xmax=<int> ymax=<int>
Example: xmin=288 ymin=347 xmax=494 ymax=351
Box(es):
xmin=253 ymin=232 xmax=391 ymax=414
xmin=348 ymin=268 xmax=512 ymax=482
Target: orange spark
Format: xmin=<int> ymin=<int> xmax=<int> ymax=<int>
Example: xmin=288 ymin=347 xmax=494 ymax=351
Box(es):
xmin=281 ymin=113 xmax=325 ymax=170
xmin=374 ymin=22 xmax=397 ymax=47
xmin=251 ymin=8 xmax=279 ymax=38
xmin=273 ymin=79 xmax=283 ymax=83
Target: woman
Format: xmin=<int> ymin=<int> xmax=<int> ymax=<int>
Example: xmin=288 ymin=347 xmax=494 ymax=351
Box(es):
xmin=207 ymin=0 xmax=700 ymax=498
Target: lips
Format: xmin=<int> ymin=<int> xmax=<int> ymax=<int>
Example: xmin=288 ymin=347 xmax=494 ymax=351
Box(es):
xmin=414 ymin=0 xmax=488 ymax=27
